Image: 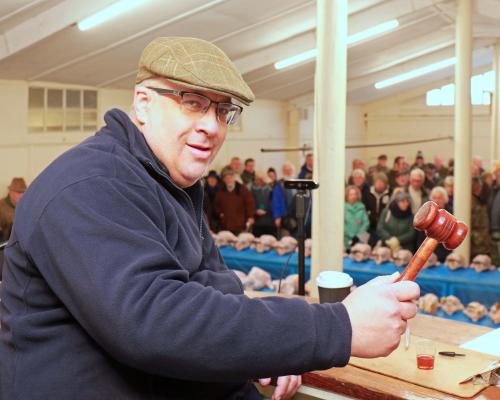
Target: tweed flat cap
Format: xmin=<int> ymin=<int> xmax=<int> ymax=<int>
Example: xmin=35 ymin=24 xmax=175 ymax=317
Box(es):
xmin=136 ymin=37 xmax=254 ymax=105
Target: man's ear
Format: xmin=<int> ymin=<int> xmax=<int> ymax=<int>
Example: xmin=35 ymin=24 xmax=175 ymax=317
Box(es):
xmin=133 ymin=86 xmax=151 ymax=124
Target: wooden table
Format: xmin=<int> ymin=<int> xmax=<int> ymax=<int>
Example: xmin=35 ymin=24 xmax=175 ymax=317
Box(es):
xmin=246 ymin=291 xmax=500 ymax=400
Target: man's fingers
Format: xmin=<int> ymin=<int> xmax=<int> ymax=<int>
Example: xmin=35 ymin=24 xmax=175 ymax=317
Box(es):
xmin=272 ymin=376 xmax=291 ymax=400
xmin=259 ymin=377 xmax=271 ymax=386
xmin=366 ymin=271 xmax=400 ymax=287
xmin=391 ymin=280 xmax=420 ymax=302
xmin=400 ymin=301 xmax=418 ymax=321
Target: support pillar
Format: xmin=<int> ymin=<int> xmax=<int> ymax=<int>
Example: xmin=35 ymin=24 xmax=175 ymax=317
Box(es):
xmin=311 ymin=0 xmax=348 ymax=293
xmin=453 ymin=0 xmax=473 ymax=263
xmin=491 ymin=41 xmax=500 ymax=164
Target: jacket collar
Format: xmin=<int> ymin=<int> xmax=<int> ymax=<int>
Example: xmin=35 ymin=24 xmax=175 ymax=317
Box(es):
xmin=99 ymin=109 xmax=204 ymax=205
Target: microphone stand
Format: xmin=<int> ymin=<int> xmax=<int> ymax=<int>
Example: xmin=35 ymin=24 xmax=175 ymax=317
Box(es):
xmin=295 ymin=189 xmax=308 ymax=295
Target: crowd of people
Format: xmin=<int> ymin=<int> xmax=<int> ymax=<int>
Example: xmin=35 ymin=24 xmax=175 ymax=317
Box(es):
xmin=205 ymin=151 xmax=500 ymax=265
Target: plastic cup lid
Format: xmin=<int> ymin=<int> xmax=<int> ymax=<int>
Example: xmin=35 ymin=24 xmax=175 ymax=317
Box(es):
xmin=316 ymin=271 xmax=353 ymax=289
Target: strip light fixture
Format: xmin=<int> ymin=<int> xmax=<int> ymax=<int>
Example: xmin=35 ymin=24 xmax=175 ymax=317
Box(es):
xmin=374 ymin=57 xmax=457 ymax=89
xmin=78 ymin=0 xmax=146 ymax=31
xmin=274 ymin=19 xmax=399 ymax=70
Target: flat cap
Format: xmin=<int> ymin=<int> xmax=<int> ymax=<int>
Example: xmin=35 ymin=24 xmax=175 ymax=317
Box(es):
xmin=136 ymin=37 xmax=255 ymax=105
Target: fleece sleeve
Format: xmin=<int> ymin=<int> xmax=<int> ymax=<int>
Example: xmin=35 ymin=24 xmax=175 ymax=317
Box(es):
xmin=27 ymin=176 xmax=352 ymax=382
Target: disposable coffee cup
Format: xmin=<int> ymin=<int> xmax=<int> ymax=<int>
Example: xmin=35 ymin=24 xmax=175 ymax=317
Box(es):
xmin=316 ymin=271 xmax=353 ymax=303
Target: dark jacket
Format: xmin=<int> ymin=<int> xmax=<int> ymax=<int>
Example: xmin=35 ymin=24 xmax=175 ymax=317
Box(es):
xmin=365 ymin=186 xmax=390 ymax=231
xmin=214 ymin=182 xmax=255 ymax=235
xmin=0 ymin=109 xmax=352 ymax=400
xmin=376 ymin=202 xmax=416 ymax=251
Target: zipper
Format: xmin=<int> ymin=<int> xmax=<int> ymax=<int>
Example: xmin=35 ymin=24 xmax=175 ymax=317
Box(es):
xmin=141 ymin=159 xmax=204 ymax=240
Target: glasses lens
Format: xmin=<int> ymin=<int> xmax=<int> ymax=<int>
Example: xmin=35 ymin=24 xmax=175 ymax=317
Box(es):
xmin=181 ymin=93 xmax=211 ymax=113
xmin=218 ymin=103 xmax=241 ymax=125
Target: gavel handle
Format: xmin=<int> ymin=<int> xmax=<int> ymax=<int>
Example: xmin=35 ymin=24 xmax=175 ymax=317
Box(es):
xmin=396 ymin=237 xmax=438 ymax=282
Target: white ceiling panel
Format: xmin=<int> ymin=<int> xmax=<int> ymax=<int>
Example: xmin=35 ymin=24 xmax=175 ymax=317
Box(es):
xmin=0 ymin=0 xmax=498 ymax=104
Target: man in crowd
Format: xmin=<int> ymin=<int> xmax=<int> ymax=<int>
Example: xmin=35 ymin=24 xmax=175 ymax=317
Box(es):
xmin=368 ymin=154 xmax=389 ymax=183
xmin=0 ymin=177 xmax=27 ymax=242
xmin=215 ymin=169 xmax=255 ymax=235
xmin=241 ymin=157 xmax=256 ymax=187
xmin=221 ymin=156 xmax=243 ymax=183
xmin=407 ymin=168 xmax=428 ymax=214
xmin=298 ymin=153 xmax=313 ymax=179
xmin=0 ymin=37 xmax=419 ymax=400
xmin=387 ymin=155 xmax=406 ymax=187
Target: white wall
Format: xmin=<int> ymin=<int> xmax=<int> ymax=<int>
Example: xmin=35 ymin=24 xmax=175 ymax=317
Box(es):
xmin=211 ymin=99 xmax=289 ymax=174
xmin=0 ymin=80 xmax=288 ymax=190
xmin=0 ymin=79 xmax=132 ymax=190
xmin=362 ymin=91 xmax=491 ymax=170
xmin=297 ymin=103 xmax=367 ymax=171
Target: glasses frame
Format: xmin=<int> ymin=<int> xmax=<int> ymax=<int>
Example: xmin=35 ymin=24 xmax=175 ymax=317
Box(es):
xmin=146 ymin=87 xmax=242 ymax=126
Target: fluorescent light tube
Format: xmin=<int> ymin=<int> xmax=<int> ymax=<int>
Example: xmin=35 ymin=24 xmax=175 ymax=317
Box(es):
xmin=78 ymin=0 xmax=146 ymax=31
xmin=347 ymin=19 xmax=399 ymax=45
xmin=274 ymin=19 xmax=399 ymax=70
xmin=274 ymin=49 xmax=318 ymax=70
xmin=374 ymin=57 xmax=456 ymax=89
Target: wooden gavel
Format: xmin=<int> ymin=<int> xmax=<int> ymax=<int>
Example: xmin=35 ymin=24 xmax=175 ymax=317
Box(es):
xmin=396 ymin=201 xmax=468 ymax=282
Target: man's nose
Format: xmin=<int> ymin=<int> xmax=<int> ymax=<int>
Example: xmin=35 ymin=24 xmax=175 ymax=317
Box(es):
xmin=197 ymin=105 xmax=220 ymax=135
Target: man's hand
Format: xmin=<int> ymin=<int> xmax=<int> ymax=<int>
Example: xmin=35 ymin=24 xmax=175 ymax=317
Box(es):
xmin=256 ymin=209 xmax=267 ymax=216
xmin=342 ymin=272 xmax=419 ymax=358
xmin=259 ymin=375 xmax=302 ymax=400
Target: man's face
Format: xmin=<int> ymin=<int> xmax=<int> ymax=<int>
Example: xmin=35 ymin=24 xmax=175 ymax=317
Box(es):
xmin=306 ymin=154 xmax=313 ymax=168
xmin=378 ymin=159 xmax=387 ymax=168
xmin=282 ymin=164 xmax=293 ymax=177
xmin=374 ymin=179 xmax=387 ymax=193
xmin=9 ymin=190 xmax=23 ymax=206
xmin=410 ymin=175 xmax=424 ymax=190
xmin=230 ymin=158 xmax=242 ymax=174
xmin=223 ymin=174 xmax=236 ymax=189
xmin=245 ymin=161 xmax=255 ymax=173
xmin=430 ymin=192 xmax=447 ymax=209
xmin=135 ymin=80 xmax=229 ymax=188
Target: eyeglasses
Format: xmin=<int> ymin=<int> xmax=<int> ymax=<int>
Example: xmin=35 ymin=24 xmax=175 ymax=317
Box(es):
xmin=146 ymin=87 xmax=242 ymax=126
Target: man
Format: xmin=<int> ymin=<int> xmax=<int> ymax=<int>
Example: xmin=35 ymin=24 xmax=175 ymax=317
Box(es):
xmin=407 ymin=168 xmax=428 ymax=214
xmin=0 ymin=37 xmax=419 ymax=400
xmin=241 ymin=157 xmax=256 ymax=187
xmin=214 ymin=169 xmax=255 ymax=235
xmin=368 ymin=154 xmax=389 ymax=183
xmin=221 ymin=156 xmax=243 ymax=184
xmin=298 ymin=153 xmax=313 ymax=179
xmin=365 ymin=173 xmax=391 ymax=245
xmin=0 ymin=177 xmax=27 ymax=241
xmin=387 ymin=155 xmax=406 ymax=188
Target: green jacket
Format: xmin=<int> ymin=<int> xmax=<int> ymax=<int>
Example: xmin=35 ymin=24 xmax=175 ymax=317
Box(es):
xmin=376 ymin=207 xmax=416 ymax=251
xmin=344 ymin=201 xmax=369 ymax=248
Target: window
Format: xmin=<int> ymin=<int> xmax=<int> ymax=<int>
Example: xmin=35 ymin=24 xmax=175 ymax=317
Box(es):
xmin=425 ymin=71 xmax=494 ymax=107
xmin=28 ymin=87 xmax=98 ymax=132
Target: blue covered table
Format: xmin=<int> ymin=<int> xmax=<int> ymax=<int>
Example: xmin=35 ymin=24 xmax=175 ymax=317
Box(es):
xmin=219 ymin=246 xmax=500 ymax=327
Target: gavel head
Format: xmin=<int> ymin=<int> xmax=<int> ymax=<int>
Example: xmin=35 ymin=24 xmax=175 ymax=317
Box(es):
xmin=413 ymin=201 xmax=468 ymax=250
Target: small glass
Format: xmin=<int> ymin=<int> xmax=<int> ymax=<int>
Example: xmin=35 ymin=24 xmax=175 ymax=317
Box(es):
xmin=416 ymin=340 xmax=436 ymax=370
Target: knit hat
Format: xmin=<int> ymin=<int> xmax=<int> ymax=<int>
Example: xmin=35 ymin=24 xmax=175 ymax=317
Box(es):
xmin=136 ymin=37 xmax=255 ymax=105
xmin=8 ymin=177 xmax=27 ymax=193
xmin=393 ymin=191 xmax=411 ymax=203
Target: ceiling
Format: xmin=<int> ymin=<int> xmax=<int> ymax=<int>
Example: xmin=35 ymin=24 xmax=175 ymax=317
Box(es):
xmin=0 ymin=0 xmax=499 ymax=105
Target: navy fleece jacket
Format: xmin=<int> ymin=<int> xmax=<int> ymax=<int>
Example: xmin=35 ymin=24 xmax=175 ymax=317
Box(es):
xmin=0 ymin=109 xmax=352 ymax=399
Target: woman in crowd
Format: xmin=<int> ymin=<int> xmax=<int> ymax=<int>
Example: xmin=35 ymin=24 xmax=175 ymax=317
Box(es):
xmin=377 ymin=191 xmax=416 ymax=252
xmin=344 ymin=185 xmax=370 ymax=250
